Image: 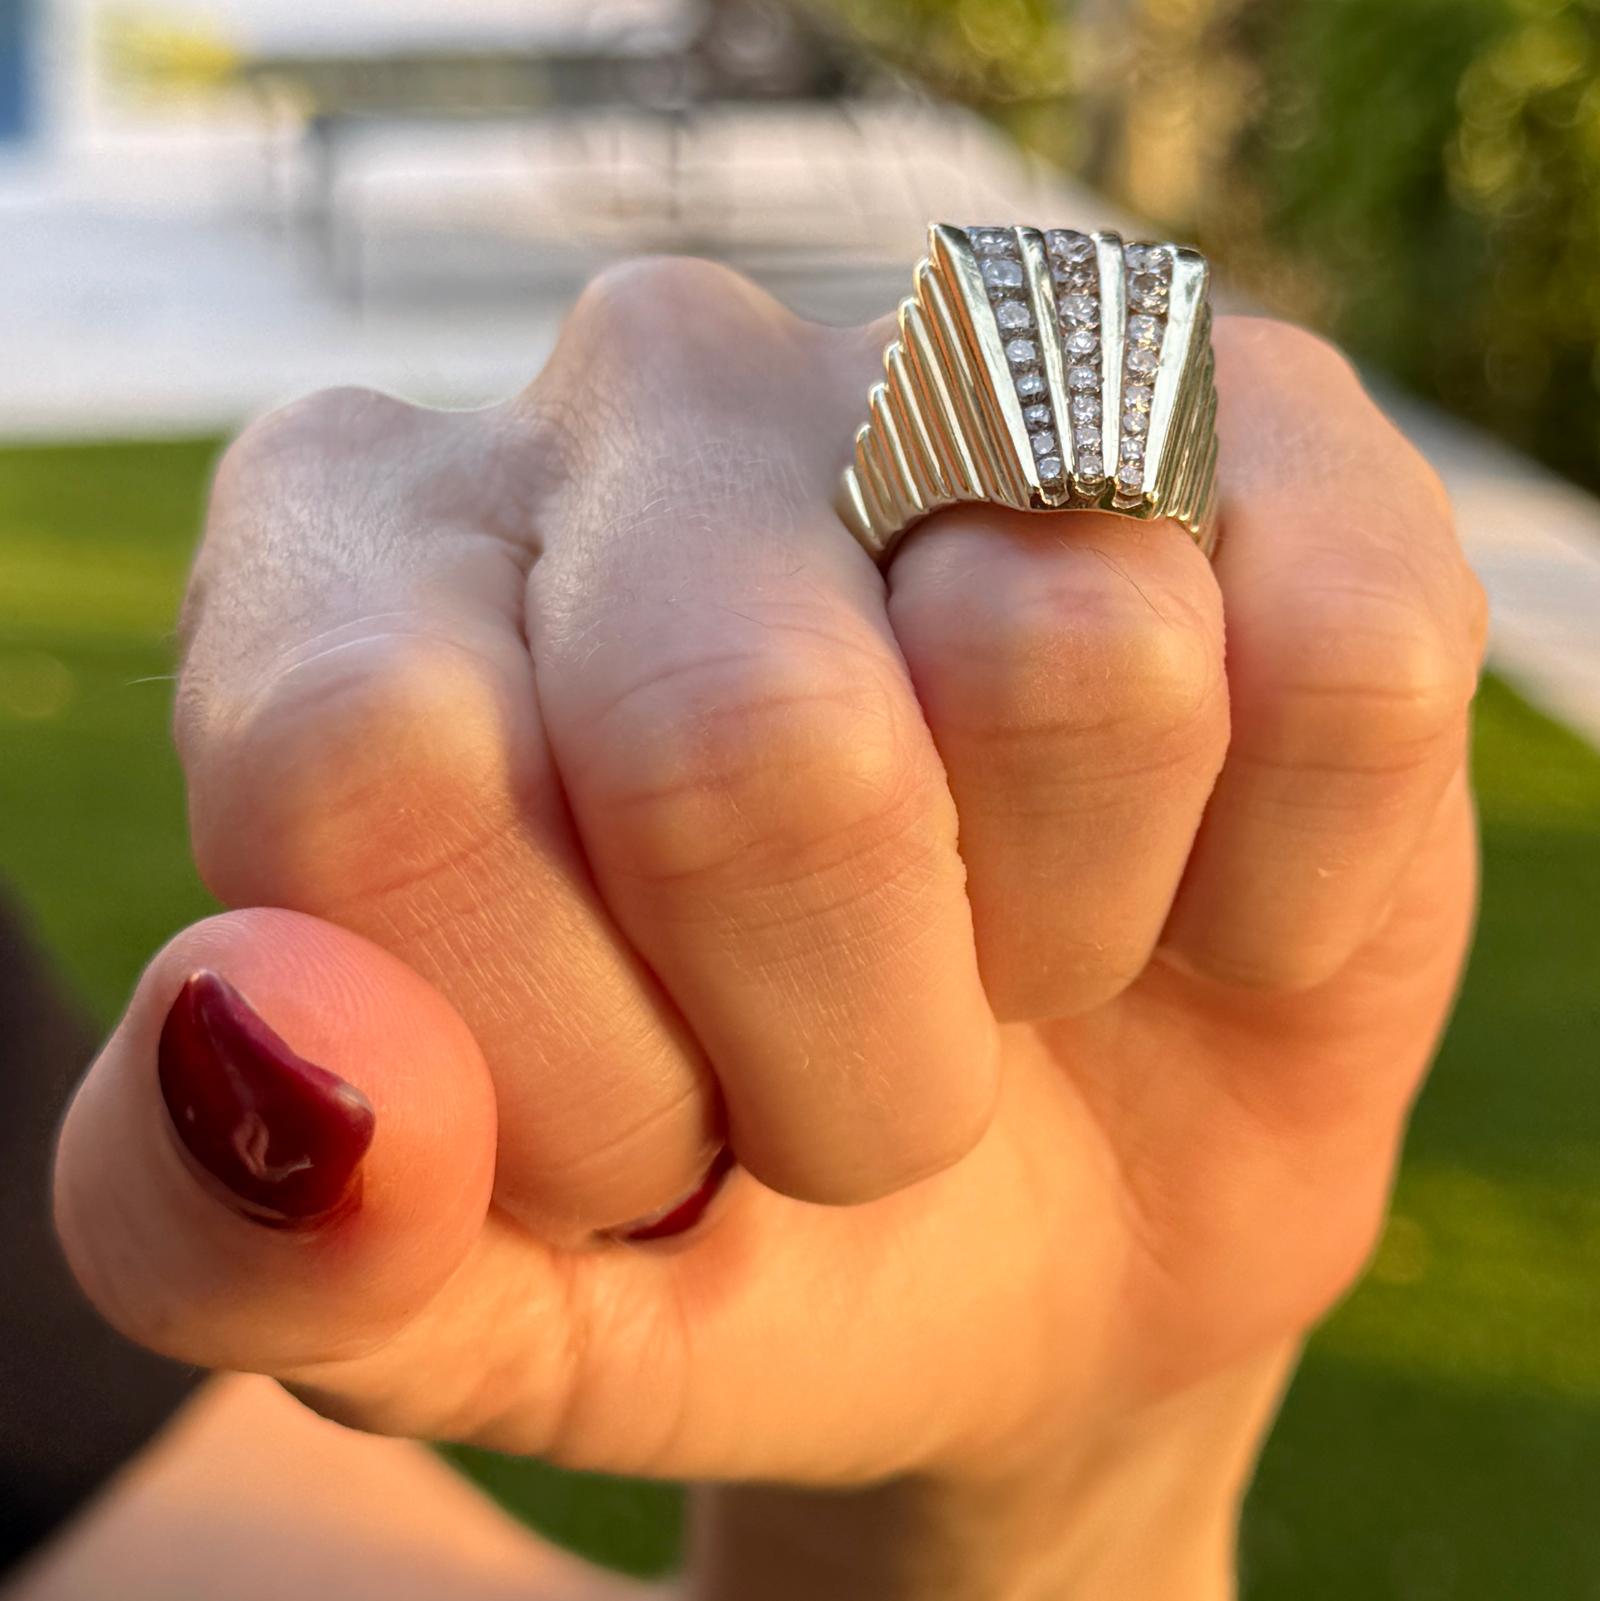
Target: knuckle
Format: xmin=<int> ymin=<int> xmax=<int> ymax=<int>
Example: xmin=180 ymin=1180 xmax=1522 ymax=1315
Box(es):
xmin=987 ymin=946 xmax=1150 ymax=1024
xmin=567 ymin=255 xmax=777 ymax=369
xmin=190 ymin=632 xmax=517 ymax=910
xmin=214 ymin=386 xmax=415 ymax=500
xmin=1268 ymin=582 xmax=1476 ymax=763
xmin=877 ymin=1083 xmax=996 ymax=1193
xmin=582 ymin=639 xmax=934 ymax=889
xmin=1226 ymin=316 xmax=1362 ymax=394
xmin=1183 ymin=939 xmax=1348 ymax=996
xmin=190 ymin=389 xmax=452 ymax=664
xmin=747 ymin=1049 xmax=998 ymax=1208
xmin=578 ymin=253 xmax=743 ymax=314
xmin=1101 ymin=598 xmax=1227 ymax=738
xmin=944 ymin=566 xmax=1225 ymax=761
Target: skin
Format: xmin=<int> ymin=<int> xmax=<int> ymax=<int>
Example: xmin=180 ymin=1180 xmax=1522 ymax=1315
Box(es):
xmin=52 ymin=259 xmax=1486 ymax=1598
xmin=3 ymin=1375 xmax=654 ymax=1601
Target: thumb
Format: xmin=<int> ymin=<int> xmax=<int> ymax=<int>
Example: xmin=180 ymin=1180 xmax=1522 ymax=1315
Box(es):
xmin=54 ymin=907 xmax=497 ymax=1374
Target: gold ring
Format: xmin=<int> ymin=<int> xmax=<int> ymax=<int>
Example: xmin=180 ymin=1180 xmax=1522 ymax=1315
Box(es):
xmin=839 ymin=225 xmax=1220 ymax=565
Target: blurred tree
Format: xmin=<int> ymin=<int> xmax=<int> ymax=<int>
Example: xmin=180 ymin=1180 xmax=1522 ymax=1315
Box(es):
xmin=805 ymin=0 xmax=1600 ymax=495
xmin=1237 ymin=0 xmax=1600 ymax=492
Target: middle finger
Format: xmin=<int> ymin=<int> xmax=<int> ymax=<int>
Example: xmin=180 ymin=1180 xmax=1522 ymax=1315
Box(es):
xmin=522 ymin=259 xmax=1000 ymax=1205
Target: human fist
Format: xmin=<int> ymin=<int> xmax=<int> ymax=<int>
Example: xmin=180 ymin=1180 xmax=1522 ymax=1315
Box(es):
xmin=56 ymin=259 xmax=1483 ymax=1500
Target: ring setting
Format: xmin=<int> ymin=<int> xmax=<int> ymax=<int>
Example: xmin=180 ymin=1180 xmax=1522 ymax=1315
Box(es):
xmin=840 ymin=225 xmax=1220 ymax=563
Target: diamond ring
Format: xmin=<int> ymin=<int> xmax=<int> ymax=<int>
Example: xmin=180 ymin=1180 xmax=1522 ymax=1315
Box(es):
xmin=838 ymin=225 xmax=1220 ymax=565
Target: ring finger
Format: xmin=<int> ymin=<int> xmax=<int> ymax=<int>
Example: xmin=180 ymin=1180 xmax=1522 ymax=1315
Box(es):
xmin=889 ymin=505 xmax=1229 ymax=1021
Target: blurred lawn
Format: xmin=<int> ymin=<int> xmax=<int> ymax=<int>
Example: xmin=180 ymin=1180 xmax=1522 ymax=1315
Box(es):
xmin=2 ymin=437 xmax=1598 ymax=1595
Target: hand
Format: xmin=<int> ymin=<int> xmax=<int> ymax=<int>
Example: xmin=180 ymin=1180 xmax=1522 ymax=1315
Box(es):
xmin=55 ymin=260 xmax=1484 ymax=1595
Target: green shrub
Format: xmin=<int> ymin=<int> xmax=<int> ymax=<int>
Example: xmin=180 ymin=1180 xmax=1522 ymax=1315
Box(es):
xmin=811 ymin=0 xmax=1600 ymax=494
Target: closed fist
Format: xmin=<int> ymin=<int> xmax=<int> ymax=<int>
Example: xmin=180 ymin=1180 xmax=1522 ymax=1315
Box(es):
xmin=56 ymin=258 xmax=1484 ymax=1492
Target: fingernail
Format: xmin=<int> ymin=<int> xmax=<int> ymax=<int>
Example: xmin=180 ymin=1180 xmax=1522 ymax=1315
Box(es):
xmin=158 ymin=971 xmax=375 ymax=1229
xmin=616 ymin=1147 xmax=736 ymax=1243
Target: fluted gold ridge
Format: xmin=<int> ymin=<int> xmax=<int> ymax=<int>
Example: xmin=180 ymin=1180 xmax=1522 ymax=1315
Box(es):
xmin=838 ymin=223 xmax=1220 ymax=565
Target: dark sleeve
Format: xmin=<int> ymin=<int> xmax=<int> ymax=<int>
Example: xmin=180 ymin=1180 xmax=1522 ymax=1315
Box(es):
xmin=0 ymin=895 xmax=202 ymax=1573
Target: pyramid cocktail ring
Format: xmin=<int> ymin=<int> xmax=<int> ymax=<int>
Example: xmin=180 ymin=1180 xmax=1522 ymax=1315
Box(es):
xmin=838 ymin=225 xmax=1220 ymax=565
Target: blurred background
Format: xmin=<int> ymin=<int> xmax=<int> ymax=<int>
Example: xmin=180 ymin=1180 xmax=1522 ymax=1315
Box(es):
xmin=1 ymin=1 xmax=1597 ymax=1595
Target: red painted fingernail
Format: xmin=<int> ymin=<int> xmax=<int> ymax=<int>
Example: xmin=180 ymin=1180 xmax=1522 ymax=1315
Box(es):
xmin=619 ymin=1147 xmax=736 ymax=1243
xmin=158 ymin=971 xmax=375 ymax=1229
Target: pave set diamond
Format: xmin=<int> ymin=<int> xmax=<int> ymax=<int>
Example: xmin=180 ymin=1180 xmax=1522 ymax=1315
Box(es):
xmin=969 ymin=227 xmax=1064 ymax=487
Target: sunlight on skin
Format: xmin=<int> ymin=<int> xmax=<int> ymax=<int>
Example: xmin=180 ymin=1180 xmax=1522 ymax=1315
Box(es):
xmin=3 ymin=1376 xmax=662 ymax=1601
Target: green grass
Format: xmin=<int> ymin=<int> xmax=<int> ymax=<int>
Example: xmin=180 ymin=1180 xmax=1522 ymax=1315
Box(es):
xmin=3 ymin=437 xmax=1598 ymax=1593
xmin=1245 ymin=673 xmax=1600 ymax=1598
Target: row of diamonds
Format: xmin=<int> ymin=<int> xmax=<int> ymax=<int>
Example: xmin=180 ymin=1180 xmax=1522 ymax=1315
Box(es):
xmin=968 ymin=227 xmax=1063 ymax=488
xmin=1116 ymin=242 xmax=1172 ymax=500
xmin=1044 ymin=229 xmax=1105 ymax=488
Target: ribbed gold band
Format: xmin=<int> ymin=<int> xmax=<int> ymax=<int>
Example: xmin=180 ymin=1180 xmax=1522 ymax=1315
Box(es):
xmin=839 ymin=224 xmax=1220 ymax=565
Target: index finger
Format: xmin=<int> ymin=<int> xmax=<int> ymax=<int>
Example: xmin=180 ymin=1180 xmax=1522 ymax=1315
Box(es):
xmin=177 ymin=388 xmax=721 ymax=1238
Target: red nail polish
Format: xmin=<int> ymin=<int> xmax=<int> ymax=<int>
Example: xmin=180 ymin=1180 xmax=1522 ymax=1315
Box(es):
xmin=620 ymin=1147 xmax=736 ymax=1243
xmin=158 ymin=971 xmax=375 ymax=1229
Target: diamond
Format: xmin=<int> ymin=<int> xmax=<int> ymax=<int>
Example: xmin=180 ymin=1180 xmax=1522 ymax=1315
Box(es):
xmin=1052 ymin=262 xmax=1096 ymax=290
xmin=1128 ymin=272 xmax=1168 ymax=311
xmin=981 ymin=257 xmax=1025 ymax=291
xmin=1117 ymin=462 xmax=1144 ymax=490
xmin=1127 ymin=243 xmax=1171 ymax=273
xmin=1124 ymin=384 xmax=1154 ymax=413
xmin=1031 ymin=430 xmax=1058 ymax=458
xmin=1015 ymin=371 xmax=1047 ymax=399
xmin=1127 ymin=314 xmax=1162 ymax=347
xmin=1036 ymin=455 xmax=1064 ymax=482
xmin=995 ymin=300 xmax=1033 ymax=333
xmin=1065 ymin=328 xmax=1099 ymax=357
xmin=1078 ymin=452 xmax=1104 ymax=479
xmin=1005 ymin=338 xmax=1039 ymax=367
xmin=1046 ymin=230 xmax=1092 ymax=261
xmin=1127 ymin=346 xmax=1159 ymax=379
xmin=1022 ymin=403 xmax=1053 ymax=428
xmin=970 ymin=228 xmax=1014 ymax=254
xmin=1061 ymin=294 xmax=1097 ymax=324
xmin=1069 ymin=394 xmax=1100 ymax=422
xmin=1120 ymin=436 xmax=1145 ymax=461
xmin=1074 ymin=424 xmax=1101 ymax=448
xmin=1068 ymin=364 xmax=1098 ymax=390
xmin=1123 ymin=406 xmax=1149 ymax=436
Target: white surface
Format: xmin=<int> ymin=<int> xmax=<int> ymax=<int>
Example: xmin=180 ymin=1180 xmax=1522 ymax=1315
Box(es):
xmin=184 ymin=0 xmax=685 ymax=54
xmin=0 ymin=108 xmax=1078 ymax=428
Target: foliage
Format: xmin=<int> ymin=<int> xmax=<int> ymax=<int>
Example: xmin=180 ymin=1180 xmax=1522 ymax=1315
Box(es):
xmin=811 ymin=0 xmax=1600 ymax=496
xmin=1240 ymin=0 xmax=1600 ymax=493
